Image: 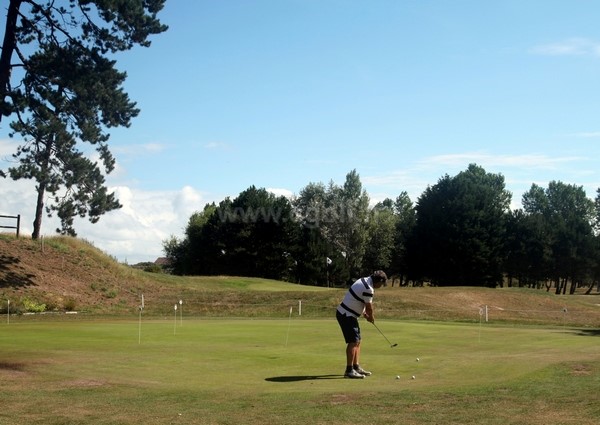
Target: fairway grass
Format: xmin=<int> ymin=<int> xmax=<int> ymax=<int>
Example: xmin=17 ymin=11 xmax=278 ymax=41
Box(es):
xmin=1 ymin=318 xmax=599 ymax=425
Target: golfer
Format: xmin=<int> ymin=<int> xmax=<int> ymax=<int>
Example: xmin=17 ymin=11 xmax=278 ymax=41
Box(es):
xmin=336 ymin=270 xmax=387 ymax=379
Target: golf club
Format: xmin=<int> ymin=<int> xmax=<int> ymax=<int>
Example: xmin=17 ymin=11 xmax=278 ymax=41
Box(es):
xmin=372 ymin=322 xmax=398 ymax=348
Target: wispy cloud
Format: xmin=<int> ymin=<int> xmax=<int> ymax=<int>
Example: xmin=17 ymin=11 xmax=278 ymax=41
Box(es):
xmin=143 ymin=143 xmax=166 ymax=153
xmin=362 ymin=152 xmax=590 ymax=204
xmin=203 ymin=141 xmax=231 ymax=150
xmin=363 ymin=170 xmax=414 ymax=186
xmin=0 ymin=138 xmax=16 ymax=157
xmin=421 ymin=152 xmax=582 ymax=169
xmin=569 ymin=131 xmax=600 ymax=138
xmin=362 ymin=170 xmax=434 ymax=200
xmin=267 ymin=187 xmax=293 ymax=198
xmin=532 ymin=37 xmax=600 ymax=57
xmin=113 ymin=143 xmax=167 ymax=155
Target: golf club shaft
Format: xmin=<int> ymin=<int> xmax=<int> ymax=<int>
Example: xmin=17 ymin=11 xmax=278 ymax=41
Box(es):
xmin=372 ymin=322 xmax=396 ymax=347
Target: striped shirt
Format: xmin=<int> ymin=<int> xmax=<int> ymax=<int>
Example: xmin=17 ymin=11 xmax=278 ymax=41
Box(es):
xmin=337 ymin=277 xmax=374 ymax=318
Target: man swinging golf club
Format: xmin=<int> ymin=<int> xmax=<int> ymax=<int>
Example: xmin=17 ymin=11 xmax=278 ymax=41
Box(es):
xmin=336 ymin=270 xmax=388 ymax=379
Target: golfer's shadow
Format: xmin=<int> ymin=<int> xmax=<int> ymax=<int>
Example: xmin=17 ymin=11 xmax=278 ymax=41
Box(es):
xmin=265 ymin=375 xmax=343 ymax=382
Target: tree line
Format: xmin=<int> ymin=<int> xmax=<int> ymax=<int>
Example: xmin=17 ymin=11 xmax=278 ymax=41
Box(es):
xmin=163 ymin=164 xmax=600 ymax=295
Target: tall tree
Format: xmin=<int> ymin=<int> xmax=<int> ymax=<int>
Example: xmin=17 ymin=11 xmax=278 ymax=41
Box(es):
xmin=0 ymin=0 xmax=168 ymax=237
xmin=363 ymin=199 xmax=396 ymax=273
xmin=290 ymin=181 xmax=351 ymax=285
xmin=163 ymin=203 xmax=218 ymax=275
xmin=294 ymin=225 xmax=333 ymax=286
xmin=522 ymin=181 xmax=596 ymax=294
xmin=593 ymin=188 xmax=600 ymax=233
xmin=504 ymin=209 xmax=552 ymax=288
xmin=389 ymin=191 xmax=416 ymax=285
xmin=294 ymin=169 xmax=370 ymax=279
xmin=336 ymin=170 xmax=370 ymax=276
xmin=223 ymin=186 xmax=297 ymax=279
xmin=172 ymin=187 xmax=298 ymax=280
xmin=410 ymin=164 xmax=511 ymax=287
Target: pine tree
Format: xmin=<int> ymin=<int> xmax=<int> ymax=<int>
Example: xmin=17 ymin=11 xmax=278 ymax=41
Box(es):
xmin=0 ymin=0 xmax=168 ymax=237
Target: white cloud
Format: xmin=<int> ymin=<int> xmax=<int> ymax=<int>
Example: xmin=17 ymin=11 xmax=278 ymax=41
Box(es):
xmin=362 ymin=170 xmax=433 ymax=202
xmin=532 ymin=37 xmax=600 ymax=57
xmin=1 ymin=137 xmax=255 ymax=263
xmin=0 ymin=139 xmax=207 ymax=263
xmin=267 ymin=187 xmax=293 ymax=198
xmin=363 ymin=152 xmax=583 ymax=197
xmin=172 ymin=185 xmax=206 ymax=218
xmin=420 ymin=152 xmax=582 ymax=169
xmin=204 ymin=141 xmax=230 ymax=150
xmin=363 ymin=169 xmax=426 ymax=187
xmin=362 ymin=151 xmax=599 ymax=210
xmin=570 ymin=131 xmax=600 ymax=138
xmin=0 ymin=179 xmax=212 ymax=264
xmin=112 ymin=143 xmax=167 ymax=155
xmin=0 ymin=139 xmax=16 ymax=157
xmin=0 ymin=179 xmax=40 ymax=235
xmin=142 ymin=143 xmax=166 ymax=153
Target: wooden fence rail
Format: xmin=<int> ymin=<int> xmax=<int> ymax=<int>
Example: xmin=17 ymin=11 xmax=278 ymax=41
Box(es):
xmin=0 ymin=214 xmax=20 ymax=237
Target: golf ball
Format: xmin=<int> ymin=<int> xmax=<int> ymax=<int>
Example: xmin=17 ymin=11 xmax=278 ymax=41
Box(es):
xmin=396 ymin=375 xmax=400 ymax=380
xmin=416 ymin=358 xmax=420 ymax=362
xmin=412 ymin=375 xmax=416 ymax=380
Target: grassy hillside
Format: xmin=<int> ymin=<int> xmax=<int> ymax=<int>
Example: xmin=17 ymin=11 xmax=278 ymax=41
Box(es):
xmin=1 ymin=234 xmax=599 ymax=326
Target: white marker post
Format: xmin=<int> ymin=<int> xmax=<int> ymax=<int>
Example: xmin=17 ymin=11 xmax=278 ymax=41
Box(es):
xmin=174 ymin=304 xmax=178 ymax=335
xmin=285 ymin=306 xmax=293 ymax=347
xmin=138 ymin=306 xmax=143 ymax=344
xmin=138 ymin=294 xmax=144 ymax=344
xmin=478 ymin=307 xmax=483 ymax=343
xmin=179 ymin=300 xmax=183 ymax=326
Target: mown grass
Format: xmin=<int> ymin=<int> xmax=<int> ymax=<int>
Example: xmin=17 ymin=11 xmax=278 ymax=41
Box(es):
xmin=2 ymin=235 xmax=600 ymax=423
xmin=1 ymin=318 xmax=598 ymax=424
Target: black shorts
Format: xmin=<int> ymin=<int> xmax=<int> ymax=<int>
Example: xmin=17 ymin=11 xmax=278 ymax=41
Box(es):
xmin=336 ymin=310 xmax=361 ymax=343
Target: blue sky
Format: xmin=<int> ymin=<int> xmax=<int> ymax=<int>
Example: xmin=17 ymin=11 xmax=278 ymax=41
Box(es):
xmin=2 ymin=0 xmax=600 ymax=263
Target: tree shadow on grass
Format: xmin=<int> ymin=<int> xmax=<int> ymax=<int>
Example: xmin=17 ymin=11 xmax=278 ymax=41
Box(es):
xmin=265 ymin=375 xmax=343 ymax=382
xmin=0 ymin=254 xmax=36 ymax=289
xmin=559 ymin=328 xmax=600 ymax=337
xmin=0 ymin=361 xmax=27 ymax=371
xmin=571 ymin=329 xmax=600 ymax=337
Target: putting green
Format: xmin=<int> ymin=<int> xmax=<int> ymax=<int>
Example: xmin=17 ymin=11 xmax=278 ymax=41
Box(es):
xmin=1 ymin=318 xmax=598 ymax=424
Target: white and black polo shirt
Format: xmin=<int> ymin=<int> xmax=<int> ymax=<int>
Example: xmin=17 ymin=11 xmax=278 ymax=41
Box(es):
xmin=336 ymin=277 xmax=374 ymax=318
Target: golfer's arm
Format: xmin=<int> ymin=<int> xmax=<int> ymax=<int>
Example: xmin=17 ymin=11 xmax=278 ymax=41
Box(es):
xmin=364 ymin=303 xmax=374 ymax=322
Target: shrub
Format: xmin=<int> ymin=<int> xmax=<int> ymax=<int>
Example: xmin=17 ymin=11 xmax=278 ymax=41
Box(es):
xmin=22 ymin=297 xmax=46 ymax=313
xmin=64 ymin=297 xmax=77 ymax=311
xmin=144 ymin=264 xmax=163 ymax=273
xmin=105 ymin=289 xmax=118 ymax=299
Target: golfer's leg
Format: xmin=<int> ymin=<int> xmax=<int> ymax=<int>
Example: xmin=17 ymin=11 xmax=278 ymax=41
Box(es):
xmin=347 ymin=342 xmax=359 ymax=366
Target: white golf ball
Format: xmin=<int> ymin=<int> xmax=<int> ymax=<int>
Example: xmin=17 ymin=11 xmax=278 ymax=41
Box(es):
xmin=416 ymin=358 xmax=420 ymax=362
xmin=396 ymin=375 xmax=400 ymax=380
xmin=412 ymin=375 xmax=416 ymax=380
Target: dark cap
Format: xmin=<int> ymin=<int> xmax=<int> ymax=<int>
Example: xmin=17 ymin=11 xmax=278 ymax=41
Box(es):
xmin=371 ymin=270 xmax=388 ymax=286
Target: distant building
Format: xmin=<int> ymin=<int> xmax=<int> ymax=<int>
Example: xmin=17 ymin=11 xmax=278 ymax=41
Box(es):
xmin=154 ymin=257 xmax=171 ymax=266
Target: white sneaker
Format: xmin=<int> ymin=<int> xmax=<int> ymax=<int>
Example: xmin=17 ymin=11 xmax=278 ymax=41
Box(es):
xmin=354 ymin=366 xmax=372 ymax=376
xmin=344 ymin=369 xmax=365 ymax=379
